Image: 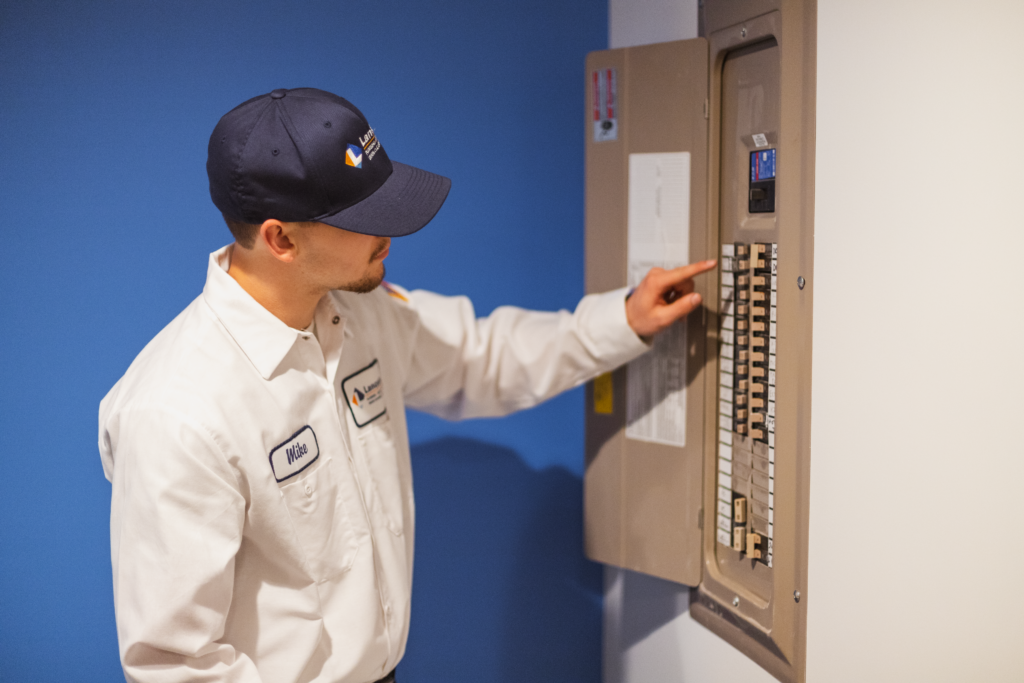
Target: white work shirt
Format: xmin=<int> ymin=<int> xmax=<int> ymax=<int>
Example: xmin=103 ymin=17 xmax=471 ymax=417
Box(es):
xmin=98 ymin=245 xmax=649 ymax=683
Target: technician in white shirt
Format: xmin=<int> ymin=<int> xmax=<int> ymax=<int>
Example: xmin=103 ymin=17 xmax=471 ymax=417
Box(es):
xmin=98 ymin=88 xmax=716 ymax=683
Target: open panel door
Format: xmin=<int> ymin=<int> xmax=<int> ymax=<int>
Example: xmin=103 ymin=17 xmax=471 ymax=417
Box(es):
xmin=583 ymin=38 xmax=710 ymax=587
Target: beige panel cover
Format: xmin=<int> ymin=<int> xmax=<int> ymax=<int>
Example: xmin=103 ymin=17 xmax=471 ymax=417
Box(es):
xmin=584 ymin=39 xmax=710 ymax=587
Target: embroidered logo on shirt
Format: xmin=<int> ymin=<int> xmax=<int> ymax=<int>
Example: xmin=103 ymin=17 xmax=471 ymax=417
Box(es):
xmin=342 ymin=359 xmax=387 ymax=427
xmin=269 ymin=426 xmax=320 ymax=482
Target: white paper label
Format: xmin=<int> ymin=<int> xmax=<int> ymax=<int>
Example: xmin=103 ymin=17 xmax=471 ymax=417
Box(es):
xmin=624 ymin=155 xmax=691 ymax=449
xmin=626 ymin=319 xmax=688 ymax=447
xmin=627 ymin=152 xmax=690 ymax=275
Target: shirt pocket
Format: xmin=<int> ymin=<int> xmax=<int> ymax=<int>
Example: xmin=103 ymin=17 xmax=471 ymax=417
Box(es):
xmin=280 ymin=458 xmax=359 ymax=582
xmin=357 ymin=418 xmax=405 ymax=536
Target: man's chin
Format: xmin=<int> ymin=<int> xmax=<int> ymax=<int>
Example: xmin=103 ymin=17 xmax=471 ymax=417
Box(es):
xmin=338 ymin=266 xmax=385 ymax=294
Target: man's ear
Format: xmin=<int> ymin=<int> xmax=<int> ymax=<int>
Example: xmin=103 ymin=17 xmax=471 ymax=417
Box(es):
xmin=259 ymin=219 xmax=297 ymax=263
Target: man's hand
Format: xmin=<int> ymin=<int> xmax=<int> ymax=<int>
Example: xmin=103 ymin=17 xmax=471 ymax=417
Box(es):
xmin=626 ymin=260 xmax=718 ymax=338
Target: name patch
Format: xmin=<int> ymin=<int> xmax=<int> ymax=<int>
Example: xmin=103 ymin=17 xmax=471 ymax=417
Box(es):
xmin=269 ymin=425 xmax=320 ymax=482
xmin=342 ymin=359 xmax=387 ymax=427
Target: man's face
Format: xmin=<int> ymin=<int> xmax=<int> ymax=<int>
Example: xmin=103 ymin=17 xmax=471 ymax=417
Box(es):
xmin=297 ymin=222 xmax=390 ymax=294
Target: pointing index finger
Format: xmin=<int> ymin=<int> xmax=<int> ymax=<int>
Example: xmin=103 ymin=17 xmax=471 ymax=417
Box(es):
xmin=663 ymin=259 xmax=718 ymax=287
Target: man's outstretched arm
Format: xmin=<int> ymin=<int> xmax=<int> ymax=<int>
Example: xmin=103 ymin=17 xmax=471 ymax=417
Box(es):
xmin=399 ymin=259 xmax=717 ymax=420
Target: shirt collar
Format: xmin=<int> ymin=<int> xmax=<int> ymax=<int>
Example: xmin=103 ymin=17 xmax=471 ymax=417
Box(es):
xmin=202 ymin=245 xmax=336 ymax=380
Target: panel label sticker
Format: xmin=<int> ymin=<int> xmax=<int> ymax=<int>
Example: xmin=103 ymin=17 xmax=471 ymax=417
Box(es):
xmin=592 ymin=68 xmax=618 ymax=142
xmin=593 ymin=372 xmax=614 ymax=414
xmin=750 ymin=148 xmax=776 ymax=181
xmin=625 ymin=152 xmax=691 ymax=448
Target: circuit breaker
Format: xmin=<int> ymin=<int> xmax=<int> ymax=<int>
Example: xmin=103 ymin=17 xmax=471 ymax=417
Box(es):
xmin=583 ymin=1 xmax=815 ymax=681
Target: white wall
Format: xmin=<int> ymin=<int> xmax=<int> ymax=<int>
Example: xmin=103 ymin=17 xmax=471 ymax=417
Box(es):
xmin=807 ymin=0 xmax=1024 ymax=680
xmin=609 ymin=0 xmax=698 ymax=50
xmin=605 ymin=0 xmax=1024 ymax=681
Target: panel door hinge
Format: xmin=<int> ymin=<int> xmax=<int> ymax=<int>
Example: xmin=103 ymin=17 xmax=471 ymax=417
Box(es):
xmin=697 ymin=508 xmax=704 ymax=529
xmin=704 ymin=98 xmax=709 ymax=119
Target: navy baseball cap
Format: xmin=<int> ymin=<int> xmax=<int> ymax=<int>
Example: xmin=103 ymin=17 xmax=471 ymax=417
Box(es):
xmin=207 ymin=87 xmax=450 ymax=237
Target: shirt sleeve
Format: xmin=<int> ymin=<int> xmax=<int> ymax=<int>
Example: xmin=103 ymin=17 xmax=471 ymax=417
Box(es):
xmin=401 ymin=287 xmax=651 ymax=420
xmin=104 ymin=407 xmax=261 ymax=683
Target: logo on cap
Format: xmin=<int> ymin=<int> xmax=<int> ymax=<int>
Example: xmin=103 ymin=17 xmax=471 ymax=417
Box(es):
xmin=346 ymin=144 xmax=363 ymax=168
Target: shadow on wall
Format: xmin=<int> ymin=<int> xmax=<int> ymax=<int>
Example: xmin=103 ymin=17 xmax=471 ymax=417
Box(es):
xmin=602 ymin=568 xmax=692 ymax=683
xmin=402 ymin=436 xmax=602 ymax=683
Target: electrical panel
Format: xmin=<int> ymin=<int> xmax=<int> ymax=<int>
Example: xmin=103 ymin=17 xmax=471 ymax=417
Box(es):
xmin=583 ymin=1 xmax=815 ymax=681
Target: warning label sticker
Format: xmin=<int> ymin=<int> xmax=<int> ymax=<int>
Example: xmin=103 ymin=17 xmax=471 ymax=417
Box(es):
xmin=592 ymin=68 xmax=618 ymax=142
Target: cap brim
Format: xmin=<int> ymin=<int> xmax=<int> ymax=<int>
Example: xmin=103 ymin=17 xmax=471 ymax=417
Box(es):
xmin=317 ymin=161 xmax=451 ymax=237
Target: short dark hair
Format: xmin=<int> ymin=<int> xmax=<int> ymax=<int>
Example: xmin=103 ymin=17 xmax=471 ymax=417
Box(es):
xmin=223 ymin=216 xmax=321 ymax=248
xmin=223 ymin=216 xmax=260 ymax=249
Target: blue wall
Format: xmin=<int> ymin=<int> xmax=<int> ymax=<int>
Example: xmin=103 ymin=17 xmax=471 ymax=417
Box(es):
xmin=0 ymin=2 xmax=607 ymax=681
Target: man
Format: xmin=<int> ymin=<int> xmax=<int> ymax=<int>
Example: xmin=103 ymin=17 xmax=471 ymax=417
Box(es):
xmin=98 ymin=88 xmax=715 ymax=683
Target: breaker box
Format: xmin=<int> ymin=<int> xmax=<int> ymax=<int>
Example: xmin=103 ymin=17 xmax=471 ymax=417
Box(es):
xmin=583 ymin=1 xmax=816 ymax=681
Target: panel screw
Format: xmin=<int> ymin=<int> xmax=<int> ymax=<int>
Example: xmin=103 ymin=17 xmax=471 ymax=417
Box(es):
xmin=732 ymin=596 xmax=740 ymax=607
xmin=794 ymin=590 xmax=801 ymax=603
xmin=741 ymin=27 xmax=747 ymax=38
xmin=797 ymin=276 xmax=806 ymax=290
